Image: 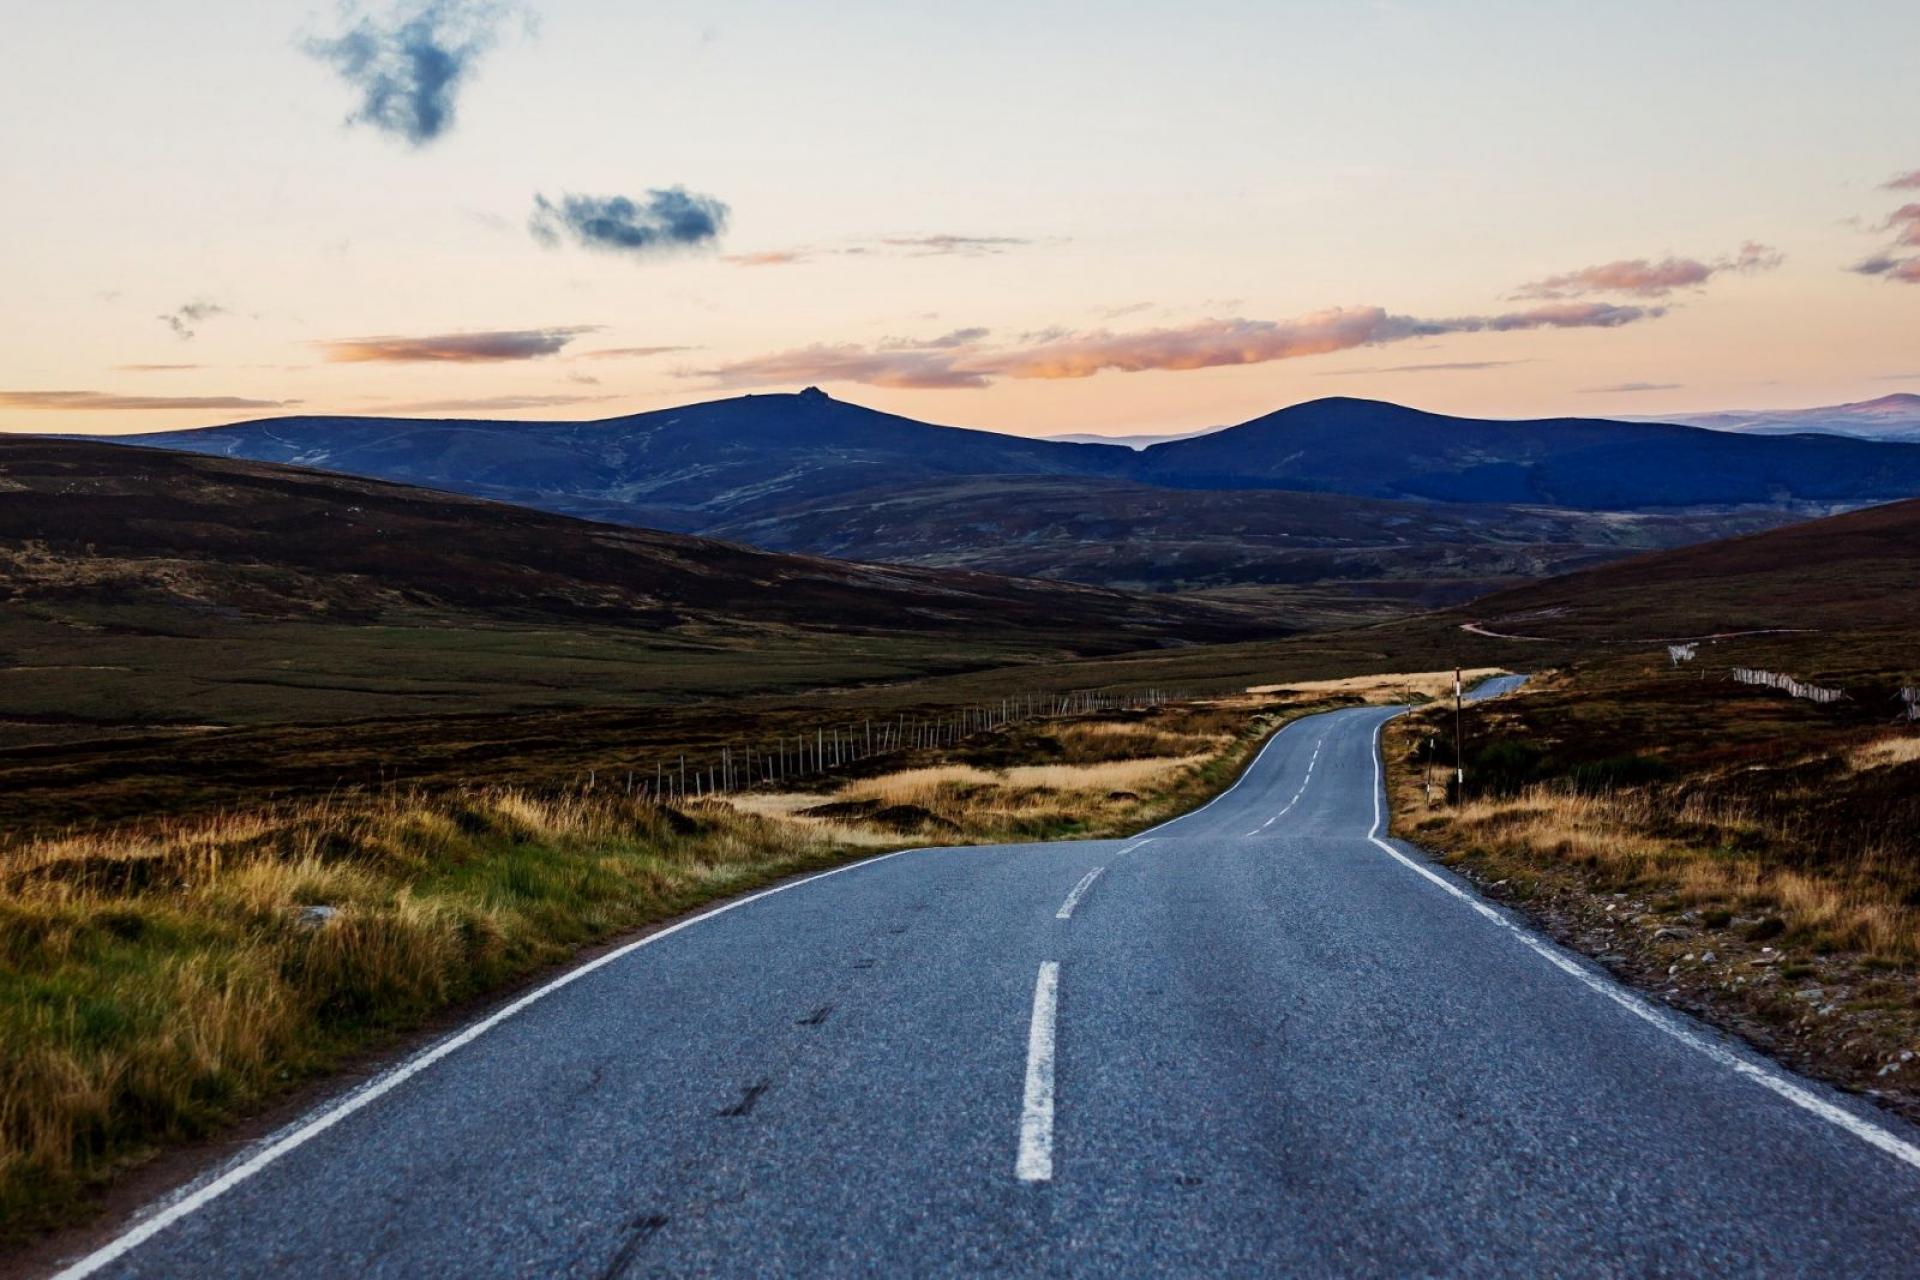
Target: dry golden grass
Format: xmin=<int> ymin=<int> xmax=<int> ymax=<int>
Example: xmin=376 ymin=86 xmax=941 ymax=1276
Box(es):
xmin=0 ymin=788 xmax=864 ymax=1234
xmin=1436 ymin=785 xmax=1920 ymax=962
xmin=1248 ymin=667 xmax=1508 ymax=703
xmin=1849 ymin=733 xmax=1920 ymax=772
xmin=0 ymin=695 xmax=1292 ymax=1235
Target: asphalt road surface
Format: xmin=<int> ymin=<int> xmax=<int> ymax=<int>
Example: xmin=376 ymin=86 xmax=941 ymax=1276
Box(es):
xmin=60 ymin=681 xmax=1920 ymax=1277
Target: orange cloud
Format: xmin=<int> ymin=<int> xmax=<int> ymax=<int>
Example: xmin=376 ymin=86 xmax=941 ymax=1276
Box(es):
xmin=0 ymin=390 xmax=292 ymax=411
xmin=318 ymin=327 xmax=598 ymax=363
xmin=695 ymin=301 xmax=1662 ymax=390
xmin=723 ymin=250 xmax=810 ymax=267
xmin=578 ymin=345 xmax=693 ymax=360
xmin=1516 ymin=242 xmax=1781 ymax=299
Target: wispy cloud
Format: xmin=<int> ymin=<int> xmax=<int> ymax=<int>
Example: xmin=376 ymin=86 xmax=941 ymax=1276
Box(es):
xmin=721 ymin=234 xmax=1036 ymax=267
xmin=1582 ymin=381 xmax=1684 ymax=393
xmin=578 ymin=344 xmax=694 ymax=360
xmin=693 ymin=302 xmax=1662 ymax=391
xmin=1844 ymin=175 xmax=1920 ymax=284
xmin=877 ymin=234 xmax=1032 ymax=256
xmin=115 ymin=363 xmax=203 ymax=372
xmin=529 ymin=189 xmax=729 ymax=258
xmin=1320 ymin=359 xmax=1532 ymax=376
xmin=0 ymin=390 xmax=293 ymax=411
xmin=366 ymin=392 xmax=618 ymax=412
xmin=304 ymin=0 xmax=510 ymax=146
xmin=157 ymin=300 xmax=224 ymax=340
xmin=722 ymin=249 xmax=809 ymax=267
xmin=1849 ymin=252 xmax=1920 ymax=283
xmin=1516 ymin=242 xmax=1782 ymax=299
xmin=1885 ymin=202 xmax=1920 ymax=247
xmin=878 ymin=327 xmax=989 ymax=351
xmin=317 ymin=326 xmax=598 ymax=363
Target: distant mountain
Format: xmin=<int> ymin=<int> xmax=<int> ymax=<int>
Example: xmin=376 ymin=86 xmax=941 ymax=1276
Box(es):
xmin=1654 ymin=393 xmax=1920 ymax=443
xmin=1040 ymin=427 xmax=1225 ymax=449
xmin=96 ymin=391 xmax=1920 ymax=607
xmin=0 ymin=436 xmax=1254 ymax=650
xmin=123 ymin=387 xmax=1133 ymax=532
xmin=1134 ymin=397 xmax=1920 ymax=507
xmin=121 ymin=392 xmax=1920 ymax=519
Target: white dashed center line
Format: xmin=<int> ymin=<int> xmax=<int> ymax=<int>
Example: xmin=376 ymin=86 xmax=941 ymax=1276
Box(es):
xmin=1246 ymin=738 xmax=1323 ymax=836
xmin=1016 ymin=962 xmax=1060 ymax=1182
xmin=1055 ymin=868 xmax=1104 ymax=920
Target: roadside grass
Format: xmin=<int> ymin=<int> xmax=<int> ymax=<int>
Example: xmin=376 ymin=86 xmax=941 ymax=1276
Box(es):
xmin=1384 ymin=661 xmax=1920 ymax=1117
xmin=0 ymin=696 xmax=1309 ymax=1240
xmin=1248 ymin=666 xmax=1508 ymax=705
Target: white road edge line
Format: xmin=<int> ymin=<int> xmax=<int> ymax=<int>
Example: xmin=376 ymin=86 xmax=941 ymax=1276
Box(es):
xmin=1364 ymin=714 xmax=1920 ymax=1175
xmin=51 ymin=841 xmax=948 ymax=1280
xmin=1016 ymin=961 xmax=1061 ymax=1182
xmin=1055 ymin=868 xmax=1104 ymax=920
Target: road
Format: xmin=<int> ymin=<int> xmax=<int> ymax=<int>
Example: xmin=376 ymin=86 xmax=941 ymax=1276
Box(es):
xmin=60 ymin=682 xmax=1920 ymax=1277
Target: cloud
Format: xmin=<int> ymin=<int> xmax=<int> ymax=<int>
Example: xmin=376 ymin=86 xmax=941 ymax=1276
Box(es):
xmin=692 ymin=345 xmax=994 ymax=390
xmin=1884 ymin=203 xmax=1920 ymax=247
xmin=1849 ymin=252 xmax=1920 ymax=284
xmin=1845 ymin=183 xmax=1920 ymax=284
xmin=157 ymin=301 xmax=224 ymax=340
xmin=693 ymin=302 xmax=1663 ymax=391
xmin=1582 ymin=381 xmax=1684 ymax=393
xmin=1320 ymin=359 xmax=1533 ymax=376
xmin=879 ymin=327 xmax=989 ymax=351
xmin=578 ymin=344 xmax=694 ymax=360
xmin=878 ymin=234 xmax=1033 ymax=256
xmin=1883 ymin=171 xmax=1920 ymax=191
xmin=721 ymin=235 xmax=1035 ymax=267
xmin=723 ymin=249 xmax=810 ymax=267
xmin=366 ymin=393 xmax=618 ymax=412
xmin=317 ymin=326 xmax=597 ymax=363
xmin=0 ymin=391 xmax=293 ymax=411
xmin=304 ymin=0 xmax=509 ymax=146
xmin=1516 ymin=242 xmax=1782 ymax=299
xmin=529 ymin=188 xmax=729 ymax=257
xmin=115 ymin=363 xmax=203 ymax=372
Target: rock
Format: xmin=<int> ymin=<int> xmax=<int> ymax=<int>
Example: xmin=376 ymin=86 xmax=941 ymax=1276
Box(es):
xmin=1700 ymin=950 xmax=1717 ymax=964
xmin=296 ymin=905 xmax=338 ymax=928
xmin=1654 ymin=926 xmax=1689 ymax=940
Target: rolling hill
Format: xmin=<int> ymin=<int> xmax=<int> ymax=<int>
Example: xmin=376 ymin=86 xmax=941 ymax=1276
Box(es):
xmin=697 ymin=475 xmax=1800 ymax=601
xmin=1448 ymin=495 xmax=1920 ymax=649
xmin=0 ymin=438 xmax=1268 ymax=740
xmin=0 ymin=437 xmax=1249 ymax=643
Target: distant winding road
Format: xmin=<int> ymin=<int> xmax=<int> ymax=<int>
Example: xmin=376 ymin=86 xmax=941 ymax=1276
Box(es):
xmin=58 ymin=677 xmax=1920 ymax=1277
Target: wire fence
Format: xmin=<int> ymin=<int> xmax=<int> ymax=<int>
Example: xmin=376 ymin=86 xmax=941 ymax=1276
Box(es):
xmin=1731 ymin=667 xmax=1849 ymax=705
xmin=601 ymin=687 xmax=1193 ymax=803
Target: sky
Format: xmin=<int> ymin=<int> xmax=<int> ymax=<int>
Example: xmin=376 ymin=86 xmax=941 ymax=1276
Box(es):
xmin=4 ymin=0 xmax=1919 ymax=438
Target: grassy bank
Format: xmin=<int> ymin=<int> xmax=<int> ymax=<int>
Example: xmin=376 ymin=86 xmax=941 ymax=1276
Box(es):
xmin=1385 ymin=668 xmax=1920 ymax=1122
xmin=0 ymin=696 xmax=1313 ymax=1239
